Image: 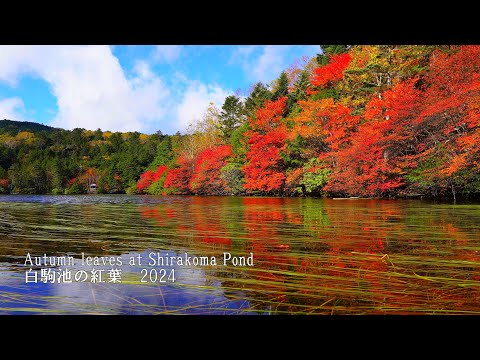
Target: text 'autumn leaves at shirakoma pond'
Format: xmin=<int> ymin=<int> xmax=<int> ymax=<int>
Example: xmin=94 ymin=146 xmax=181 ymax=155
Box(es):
xmin=23 ymin=251 xmax=254 ymax=267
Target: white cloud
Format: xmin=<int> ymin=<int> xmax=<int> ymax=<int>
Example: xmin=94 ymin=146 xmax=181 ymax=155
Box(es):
xmin=0 ymin=45 xmax=170 ymax=133
xmin=252 ymin=45 xmax=292 ymax=83
xmin=0 ymin=97 xmax=29 ymax=121
xmin=153 ymin=45 xmax=183 ymax=64
xmin=172 ymin=70 xmax=189 ymax=84
xmin=176 ymin=81 xmax=231 ymax=131
xmin=229 ymin=45 xmax=290 ymax=84
xmin=0 ymin=47 xmax=37 ymax=87
xmin=131 ymin=59 xmax=156 ymax=83
xmin=228 ymin=45 xmax=257 ymax=64
xmin=229 ymin=45 xmax=320 ymax=86
xmin=0 ymin=46 xmax=248 ymax=134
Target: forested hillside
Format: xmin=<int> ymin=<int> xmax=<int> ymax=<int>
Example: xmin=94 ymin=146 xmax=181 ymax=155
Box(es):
xmin=0 ymin=119 xmax=59 ymax=134
xmin=1 ymin=45 xmax=479 ymax=199
xmin=0 ymin=122 xmax=166 ymax=194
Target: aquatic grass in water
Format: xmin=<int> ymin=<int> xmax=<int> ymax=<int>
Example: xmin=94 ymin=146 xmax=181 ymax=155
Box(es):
xmin=0 ymin=195 xmax=480 ymax=314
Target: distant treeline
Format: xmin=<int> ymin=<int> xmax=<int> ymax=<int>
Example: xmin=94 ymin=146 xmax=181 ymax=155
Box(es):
xmin=0 ymin=121 xmax=167 ymax=194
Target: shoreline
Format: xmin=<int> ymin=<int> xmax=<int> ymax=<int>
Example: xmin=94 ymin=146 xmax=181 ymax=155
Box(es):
xmin=1 ymin=192 xmax=478 ymax=203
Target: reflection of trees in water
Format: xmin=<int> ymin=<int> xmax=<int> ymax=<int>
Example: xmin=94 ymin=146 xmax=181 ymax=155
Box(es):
xmin=137 ymin=197 xmax=480 ymax=313
xmin=3 ymin=197 xmax=480 ymax=313
xmin=191 ymin=197 xmax=233 ymax=248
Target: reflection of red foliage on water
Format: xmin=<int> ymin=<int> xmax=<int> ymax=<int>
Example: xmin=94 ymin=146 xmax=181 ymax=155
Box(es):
xmin=140 ymin=197 xmax=480 ymax=313
xmin=242 ymin=197 xmax=286 ymax=206
xmin=286 ymin=212 xmax=303 ymax=225
xmin=138 ymin=206 xmax=178 ymax=227
xmin=191 ymin=197 xmax=232 ymax=248
xmin=139 ymin=207 xmax=157 ymax=219
xmin=442 ymin=223 xmax=470 ymax=247
xmin=138 ymin=207 xmax=165 ymax=226
xmin=241 ymin=197 xmax=296 ymax=301
xmin=165 ymin=208 xmax=176 ymax=218
xmin=319 ymin=200 xmax=394 ymax=253
xmin=194 ymin=219 xmax=232 ymax=246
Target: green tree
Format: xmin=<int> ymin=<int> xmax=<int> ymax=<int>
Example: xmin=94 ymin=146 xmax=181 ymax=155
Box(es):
xmin=316 ymin=45 xmax=350 ymax=65
xmin=93 ymin=128 xmax=103 ymax=140
xmin=220 ymin=163 xmax=245 ymax=195
xmin=244 ymin=82 xmax=271 ymax=119
xmin=287 ymin=69 xmax=311 ymax=112
xmin=230 ymin=122 xmax=249 ymax=164
xmin=271 ymin=71 xmax=289 ymax=101
xmin=300 ymin=159 xmax=330 ymax=195
xmin=46 ymin=158 xmax=65 ymax=194
xmin=108 ymin=132 xmax=123 ymax=151
xmin=218 ymin=95 xmax=245 ymax=141
xmin=150 ymin=136 xmax=174 ymax=169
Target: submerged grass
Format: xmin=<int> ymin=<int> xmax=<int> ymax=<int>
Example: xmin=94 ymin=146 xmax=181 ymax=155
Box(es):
xmin=1 ymin=197 xmax=480 ymax=314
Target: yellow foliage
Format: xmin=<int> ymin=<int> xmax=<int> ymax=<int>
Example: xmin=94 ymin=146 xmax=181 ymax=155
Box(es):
xmin=15 ymin=131 xmax=35 ymax=141
xmin=176 ymin=103 xmax=223 ymax=160
xmin=332 ymin=46 xmax=407 ymax=111
xmin=88 ymin=140 xmax=107 ymax=147
xmin=0 ymin=134 xmax=15 ymax=143
xmin=289 ymin=99 xmax=335 ymax=140
xmin=49 ymin=145 xmax=65 ymax=152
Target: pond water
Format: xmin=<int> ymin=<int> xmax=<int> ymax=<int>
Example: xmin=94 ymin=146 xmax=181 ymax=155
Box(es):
xmin=1 ymin=194 xmax=479 ymax=314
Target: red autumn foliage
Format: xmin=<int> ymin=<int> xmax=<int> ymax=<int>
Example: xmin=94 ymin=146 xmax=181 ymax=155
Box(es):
xmin=243 ymin=98 xmax=288 ymax=193
xmin=136 ymin=165 xmax=168 ymax=192
xmin=67 ymin=177 xmax=77 ymax=186
xmin=164 ymin=156 xmax=194 ymax=194
xmin=311 ymin=53 xmax=352 ymax=88
xmin=243 ymin=128 xmax=287 ymax=193
xmin=325 ymin=78 xmax=423 ymax=196
xmin=419 ymin=46 xmax=480 ymax=176
xmin=140 ymin=46 xmax=480 ymax=199
xmin=316 ymin=100 xmax=359 ymax=152
xmin=136 ymin=171 xmax=155 ymax=191
xmin=249 ymin=97 xmax=287 ymax=133
xmin=0 ymin=178 xmax=11 ymax=188
xmin=189 ymin=145 xmax=232 ymax=195
xmin=325 ymin=46 xmax=480 ymax=196
xmin=285 ymin=167 xmax=304 ymax=193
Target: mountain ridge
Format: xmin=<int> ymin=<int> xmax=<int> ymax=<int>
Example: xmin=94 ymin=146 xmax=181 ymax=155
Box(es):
xmin=0 ymin=119 xmax=60 ymax=134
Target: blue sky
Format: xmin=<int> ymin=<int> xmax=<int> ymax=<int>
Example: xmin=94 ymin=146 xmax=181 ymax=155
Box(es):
xmin=0 ymin=45 xmax=320 ymax=134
